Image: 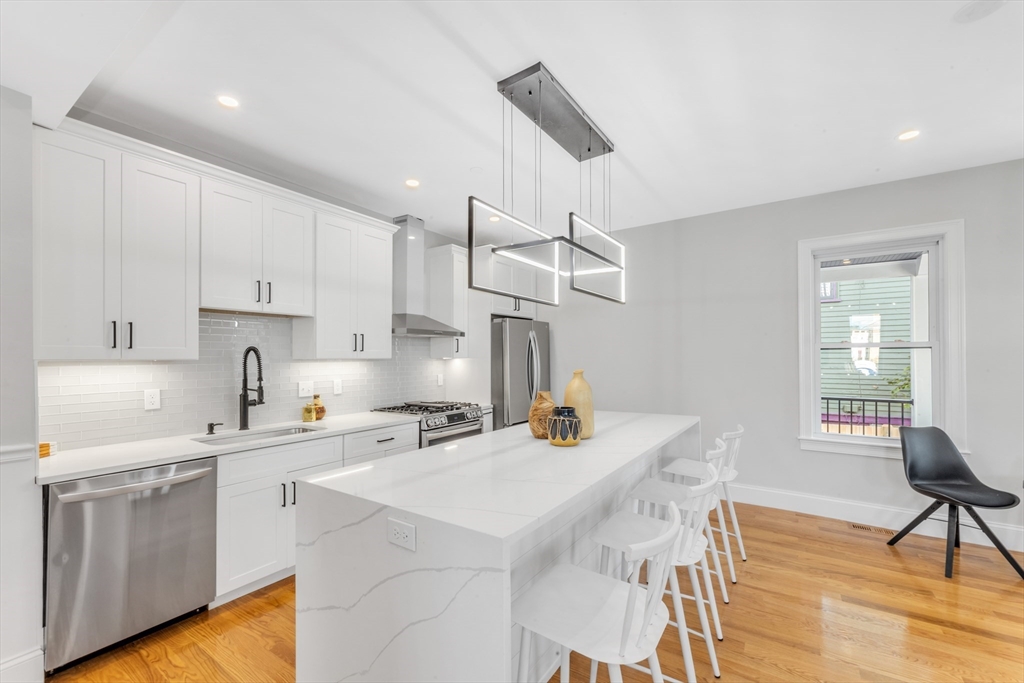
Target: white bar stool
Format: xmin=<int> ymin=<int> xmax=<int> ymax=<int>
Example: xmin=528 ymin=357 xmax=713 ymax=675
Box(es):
xmin=591 ymin=452 xmax=725 ymax=683
xmin=718 ymin=426 xmax=747 ymax=563
xmin=513 ymin=502 xmax=682 ymax=683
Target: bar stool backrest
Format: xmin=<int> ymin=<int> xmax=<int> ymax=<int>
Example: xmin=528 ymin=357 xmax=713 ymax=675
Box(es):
xmin=720 ymin=425 xmax=744 ymax=481
xmin=618 ymin=501 xmax=682 ymax=657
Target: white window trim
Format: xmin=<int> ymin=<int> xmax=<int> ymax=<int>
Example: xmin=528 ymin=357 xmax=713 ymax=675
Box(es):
xmin=797 ymin=219 xmax=967 ymax=459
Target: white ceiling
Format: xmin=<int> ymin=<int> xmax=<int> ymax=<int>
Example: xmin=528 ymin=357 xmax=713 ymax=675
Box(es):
xmin=5 ymin=1 xmax=1023 ymax=238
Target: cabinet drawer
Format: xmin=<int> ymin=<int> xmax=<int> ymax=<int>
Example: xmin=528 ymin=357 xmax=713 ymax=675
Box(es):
xmin=343 ymin=424 xmax=418 ymax=464
xmin=218 ymin=436 xmax=341 ymax=487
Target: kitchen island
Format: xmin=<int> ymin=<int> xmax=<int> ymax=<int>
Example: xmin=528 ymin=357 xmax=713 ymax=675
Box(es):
xmin=295 ymin=411 xmax=700 ymax=682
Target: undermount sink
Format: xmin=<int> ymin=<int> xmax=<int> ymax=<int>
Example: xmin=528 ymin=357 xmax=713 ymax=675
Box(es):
xmin=192 ymin=426 xmax=321 ymax=446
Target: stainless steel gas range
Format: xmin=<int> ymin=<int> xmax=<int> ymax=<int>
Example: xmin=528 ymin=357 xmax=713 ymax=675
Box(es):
xmin=373 ymin=401 xmax=492 ymax=448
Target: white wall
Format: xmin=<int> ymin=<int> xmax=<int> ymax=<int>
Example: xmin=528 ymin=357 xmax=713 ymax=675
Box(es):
xmin=543 ymin=159 xmax=1024 ymax=547
xmin=0 ymin=85 xmax=44 ymax=682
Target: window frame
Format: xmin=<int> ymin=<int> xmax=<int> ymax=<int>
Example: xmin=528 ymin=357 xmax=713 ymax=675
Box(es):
xmin=797 ymin=220 xmax=967 ymax=459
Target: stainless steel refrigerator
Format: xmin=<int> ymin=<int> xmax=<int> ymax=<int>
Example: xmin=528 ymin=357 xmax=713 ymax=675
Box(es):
xmin=491 ymin=317 xmax=550 ymax=429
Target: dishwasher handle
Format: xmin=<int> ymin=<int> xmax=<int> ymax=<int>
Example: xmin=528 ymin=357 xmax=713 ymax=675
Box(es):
xmin=56 ymin=467 xmax=213 ymax=503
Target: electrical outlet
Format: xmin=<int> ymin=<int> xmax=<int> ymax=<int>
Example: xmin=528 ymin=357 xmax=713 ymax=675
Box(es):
xmin=144 ymin=389 xmax=161 ymax=410
xmin=333 ymin=379 xmax=344 ymax=395
xmin=298 ymin=381 xmax=314 ymax=398
xmin=437 ymin=374 xmax=444 ymax=386
xmin=387 ymin=517 xmax=416 ymax=551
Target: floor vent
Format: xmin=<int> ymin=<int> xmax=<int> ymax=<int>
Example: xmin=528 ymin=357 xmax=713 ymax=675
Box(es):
xmin=851 ymin=523 xmax=895 ymax=536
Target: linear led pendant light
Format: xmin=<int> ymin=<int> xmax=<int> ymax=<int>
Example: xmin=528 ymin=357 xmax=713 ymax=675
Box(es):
xmin=467 ymin=62 xmax=625 ymax=305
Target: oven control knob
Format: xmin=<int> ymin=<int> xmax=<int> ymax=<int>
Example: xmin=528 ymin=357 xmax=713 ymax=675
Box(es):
xmin=439 ymin=416 xmax=448 ymax=425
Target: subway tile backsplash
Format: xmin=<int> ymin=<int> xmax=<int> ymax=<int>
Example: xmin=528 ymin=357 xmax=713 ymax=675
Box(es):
xmin=39 ymin=312 xmax=446 ymax=452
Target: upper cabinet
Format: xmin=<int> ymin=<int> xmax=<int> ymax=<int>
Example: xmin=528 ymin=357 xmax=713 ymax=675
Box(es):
xmin=427 ymin=245 xmax=469 ymax=359
xmin=292 ymin=212 xmax=394 ymax=360
xmin=486 ymin=252 xmax=537 ymax=320
xmin=34 ymin=130 xmax=200 ymax=361
xmin=200 ymin=182 xmax=314 ymax=317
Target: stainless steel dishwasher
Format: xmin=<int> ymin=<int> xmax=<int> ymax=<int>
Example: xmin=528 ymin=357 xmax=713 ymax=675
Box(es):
xmin=45 ymin=457 xmax=217 ymax=671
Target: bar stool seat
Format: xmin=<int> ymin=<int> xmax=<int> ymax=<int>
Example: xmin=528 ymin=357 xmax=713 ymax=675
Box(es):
xmin=513 ymin=564 xmax=670 ymax=666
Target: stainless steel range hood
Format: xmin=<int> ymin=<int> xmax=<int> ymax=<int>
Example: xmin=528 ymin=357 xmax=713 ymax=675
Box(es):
xmin=392 ymin=215 xmax=464 ymax=338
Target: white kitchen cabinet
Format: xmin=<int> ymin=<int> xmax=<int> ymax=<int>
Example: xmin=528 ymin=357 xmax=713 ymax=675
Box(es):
xmin=200 ymin=181 xmax=314 ymax=317
xmin=34 ymin=130 xmax=200 ymax=361
xmin=427 ymin=245 xmax=469 ymax=359
xmin=284 ymin=460 xmax=347 ymax=567
xmin=293 ymin=212 xmax=394 ymax=359
xmin=489 ymin=253 xmax=537 ymax=319
xmin=216 ymin=472 xmax=292 ymax=595
xmin=262 ymin=197 xmax=314 ymax=316
xmin=200 ymin=178 xmax=263 ymax=313
xmin=342 ymin=423 xmax=419 ymax=466
xmin=121 ymin=155 xmax=200 ymax=359
xmin=33 ymin=129 xmax=121 ymax=360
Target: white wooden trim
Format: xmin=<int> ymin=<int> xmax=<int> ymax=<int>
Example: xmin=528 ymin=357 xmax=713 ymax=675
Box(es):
xmin=797 ymin=219 xmax=967 ymax=456
xmin=0 ymin=443 xmax=37 ymax=464
xmin=209 ymin=566 xmax=295 ymax=609
xmin=0 ymin=647 xmax=44 ymax=682
xmin=728 ymin=482 xmax=1024 ymax=552
xmin=51 ymin=119 xmax=397 ymax=234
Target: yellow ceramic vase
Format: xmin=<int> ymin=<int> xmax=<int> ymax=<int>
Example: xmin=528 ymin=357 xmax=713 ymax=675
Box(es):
xmin=528 ymin=391 xmax=555 ymax=439
xmin=564 ymin=369 xmax=594 ymax=439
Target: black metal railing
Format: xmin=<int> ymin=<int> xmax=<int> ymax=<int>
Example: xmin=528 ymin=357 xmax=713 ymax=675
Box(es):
xmin=820 ymin=396 xmax=914 ymax=437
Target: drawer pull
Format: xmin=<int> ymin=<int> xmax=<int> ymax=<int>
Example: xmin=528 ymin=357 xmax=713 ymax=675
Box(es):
xmin=376 ymin=437 xmax=395 ymax=443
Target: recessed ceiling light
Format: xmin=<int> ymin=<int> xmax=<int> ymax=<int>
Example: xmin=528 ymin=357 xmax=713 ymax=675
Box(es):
xmin=405 ymin=179 xmax=420 ymax=188
xmin=489 ymin=215 xmax=500 ymax=222
xmin=217 ymin=95 xmax=239 ymax=108
xmin=897 ymin=130 xmax=920 ymax=141
xmin=408 ymin=235 xmax=416 ymax=240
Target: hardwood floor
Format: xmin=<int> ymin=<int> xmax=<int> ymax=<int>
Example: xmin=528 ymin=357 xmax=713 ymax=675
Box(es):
xmin=48 ymin=504 xmax=1023 ymax=683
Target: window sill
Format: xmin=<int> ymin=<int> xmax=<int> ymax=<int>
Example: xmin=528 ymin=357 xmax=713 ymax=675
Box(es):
xmin=798 ymin=435 xmax=903 ymax=459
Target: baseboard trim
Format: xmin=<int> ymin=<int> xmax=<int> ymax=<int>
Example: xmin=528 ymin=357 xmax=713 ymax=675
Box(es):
xmin=0 ymin=649 xmax=44 ymax=683
xmin=727 ymin=483 xmax=1024 ymax=553
xmin=209 ymin=567 xmax=295 ymax=609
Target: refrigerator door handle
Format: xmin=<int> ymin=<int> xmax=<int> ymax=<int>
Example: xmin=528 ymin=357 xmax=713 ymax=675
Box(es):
xmin=527 ymin=330 xmax=539 ymax=403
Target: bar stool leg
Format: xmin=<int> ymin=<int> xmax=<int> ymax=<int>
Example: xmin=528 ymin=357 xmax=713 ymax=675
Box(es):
xmin=649 ymin=651 xmax=665 ymax=683
xmin=560 ymin=648 xmax=570 ymax=683
xmin=688 ymin=563 xmax=721 ymax=677
xmin=517 ymin=627 xmax=532 ymax=683
xmin=608 ymin=663 xmax=624 ymax=683
xmin=704 ymin=518 xmax=730 ymax=603
xmin=668 ymin=568 xmax=698 ymax=683
xmin=723 ymin=481 xmax=747 ymax=561
xmin=700 ymin=554 xmax=723 ymax=641
xmin=715 ymin=497 xmax=737 ymax=583
xmin=589 ymin=658 xmax=599 ymax=683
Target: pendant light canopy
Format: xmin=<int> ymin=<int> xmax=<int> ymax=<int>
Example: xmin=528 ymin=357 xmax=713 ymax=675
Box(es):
xmin=467 ymin=62 xmax=625 ymax=306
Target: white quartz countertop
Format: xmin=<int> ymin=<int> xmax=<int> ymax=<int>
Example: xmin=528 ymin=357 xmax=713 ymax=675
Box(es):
xmin=37 ymin=412 xmax=420 ymax=485
xmin=304 ymin=411 xmax=699 ymax=544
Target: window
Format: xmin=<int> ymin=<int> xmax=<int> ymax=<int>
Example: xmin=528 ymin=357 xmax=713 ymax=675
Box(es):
xmin=798 ymin=220 xmax=966 ymax=458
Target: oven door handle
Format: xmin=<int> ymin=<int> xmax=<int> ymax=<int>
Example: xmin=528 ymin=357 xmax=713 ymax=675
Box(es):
xmin=424 ymin=423 xmax=483 ymax=443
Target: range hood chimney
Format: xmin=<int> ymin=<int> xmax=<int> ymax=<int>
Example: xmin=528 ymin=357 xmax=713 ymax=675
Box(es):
xmin=392 ymin=215 xmax=464 ymax=338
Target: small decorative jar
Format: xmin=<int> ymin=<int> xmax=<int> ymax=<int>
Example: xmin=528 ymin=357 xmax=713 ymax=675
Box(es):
xmin=302 ymin=403 xmax=316 ymax=422
xmin=528 ymin=390 xmax=556 ymax=439
xmin=313 ymin=394 xmax=326 ymax=420
xmin=548 ymin=406 xmax=582 ymax=447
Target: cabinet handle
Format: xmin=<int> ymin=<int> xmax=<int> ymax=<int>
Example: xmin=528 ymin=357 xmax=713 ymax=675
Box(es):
xmin=112 ymin=321 xmax=117 ymax=349
xmin=127 ymin=322 xmax=133 ymax=349
xmin=353 ymin=333 xmax=358 ymax=352
xmin=291 ymin=481 xmax=296 ymax=505
xmin=456 ymin=338 xmax=459 ymax=354
xmin=377 ymin=437 xmax=395 ymax=443
xmin=267 ymin=281 xmax=272 ymax=304
xmin=281 ymin=482 xmax=287 ymax=507
xmin=256 ymin=280 xmax=261 ymax=303
xmin=360 ymin=334 xmax=365 ymax=352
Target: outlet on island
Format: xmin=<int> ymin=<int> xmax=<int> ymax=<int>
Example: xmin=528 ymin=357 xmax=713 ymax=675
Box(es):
xmin=387 ymin=517 xmax=416 ymax=551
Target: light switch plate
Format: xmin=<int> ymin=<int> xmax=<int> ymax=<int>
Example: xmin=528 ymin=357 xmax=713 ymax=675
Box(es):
xmin=333 ymin=380 xmax=344 ymax=395
xmin=387 ymin=518 xmax=416 ymax=551
xmin=298 ymin=381 xmax=314 ymax=398
xmin=437 ymin=374 xmax=444 ymax=386
xmin=144 ymin=389 xmax=160 ymax=410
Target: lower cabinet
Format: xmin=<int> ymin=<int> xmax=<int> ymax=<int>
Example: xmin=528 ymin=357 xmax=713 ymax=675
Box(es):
xmin=342 ymin=423 xmax=419 ymax=466
xmin=215 ymin=436 xmax=344 ymax=596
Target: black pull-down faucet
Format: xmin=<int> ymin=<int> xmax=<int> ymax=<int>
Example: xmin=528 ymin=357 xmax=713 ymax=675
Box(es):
xmin=239 ymin=345 xmax=265 ymax=430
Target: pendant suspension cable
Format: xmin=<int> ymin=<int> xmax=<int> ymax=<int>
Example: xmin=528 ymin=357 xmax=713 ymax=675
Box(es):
xmin=510 ymin=93 xmax=514 ymax=219
xmin=609 ymin=151 xmax=612 ymax=234
xmin=501 ymin=92 xmax=506 ymax=212
xmin=588 ymin=129 xmax=593 ymax=220
xmin=533 ymin=110 xmax=538 ymax=228
xmin=538 ymin=80 xmax=543 ymax=228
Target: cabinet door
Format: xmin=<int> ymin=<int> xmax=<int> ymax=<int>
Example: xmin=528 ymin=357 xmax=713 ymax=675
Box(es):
xmin=356 ymin=225 xmax=393 ymax=358
xmin=513 ymin=263 xmax=537 ymax=319
xmin=490 ymin=255 xmax=518 ymax=316
xmin=262 ymin=197 xmax=314 ymax=316
xmin=451 ymin=249 xmax=469 ymax=356
xmin=121 ymin=156 xmax=200 ymax=360
xmin=216 ymin=474 xmax=290 ymax=596
xmin=200 ymin=178 xmax=263 ymax=312
xmin=33 ymin=130 xmax=121 ymax=360
xmin=312 ymin=212 xmax=358 ymax=358
xmin=285 ymin=459 xmax=345 ymax=567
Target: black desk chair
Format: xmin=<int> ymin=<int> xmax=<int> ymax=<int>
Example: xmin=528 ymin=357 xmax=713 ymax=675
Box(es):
xmin=888 ymin=426 xmax=1023 ymax=579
